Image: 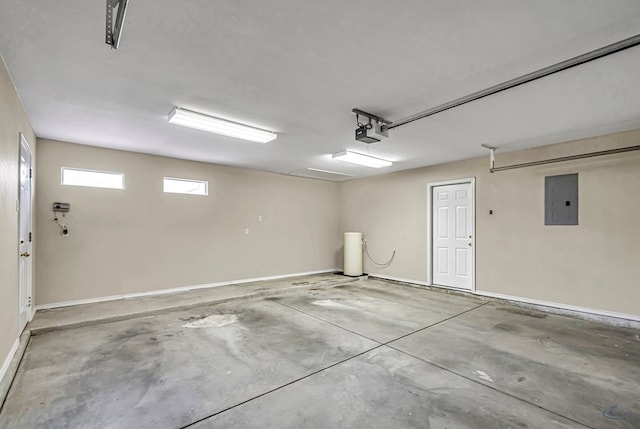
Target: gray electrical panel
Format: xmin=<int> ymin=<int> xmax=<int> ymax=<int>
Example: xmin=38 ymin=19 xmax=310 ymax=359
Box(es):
xmin=545 ymin=174 xmax=578 ymax=225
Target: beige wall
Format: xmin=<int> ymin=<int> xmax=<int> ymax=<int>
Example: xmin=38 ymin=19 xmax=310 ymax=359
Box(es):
xmin=0 ymin=57 xmax=36 ymax=370
xmin=341 ymin=129 xmax=640 ymax=318
xmin=35 ymin=140 xmax=341 ymax=305
xmin=35 ymin=131 xmax=640 ymax=318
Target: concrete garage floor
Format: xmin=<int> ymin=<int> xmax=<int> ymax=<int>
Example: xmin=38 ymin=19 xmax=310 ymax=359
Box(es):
xmin=1 ymin=276 xmax=639 ymax=428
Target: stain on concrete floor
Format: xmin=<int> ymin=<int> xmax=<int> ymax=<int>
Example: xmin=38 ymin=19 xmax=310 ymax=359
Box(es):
xmin=1 ymin=278 xmax=639 ymax=429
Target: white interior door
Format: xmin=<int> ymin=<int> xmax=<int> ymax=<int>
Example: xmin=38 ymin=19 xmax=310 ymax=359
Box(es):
xmin=432 ymin=182 xmax=473 ymax=290
xmin=18 ymin=135 xmax=33 ymax=332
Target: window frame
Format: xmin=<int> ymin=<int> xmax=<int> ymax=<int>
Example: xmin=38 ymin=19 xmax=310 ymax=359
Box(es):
xmin=61 ymin=167 xmax=126 ymax=190
xmin=162 ymin=176 xmax=208 ymax=196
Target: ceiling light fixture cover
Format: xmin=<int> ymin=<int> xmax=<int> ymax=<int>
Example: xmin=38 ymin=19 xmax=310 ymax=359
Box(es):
xmin=168 ymin=107 xmax=277 ymax=144
xmin=332 ymin=150 xmax=392 ymax=168
xmin=306 ymin=168 xmax=352 ymax=177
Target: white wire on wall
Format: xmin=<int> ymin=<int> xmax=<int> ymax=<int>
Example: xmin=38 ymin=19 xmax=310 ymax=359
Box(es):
xmin=363 ymin=238 xmax=396 ymax=268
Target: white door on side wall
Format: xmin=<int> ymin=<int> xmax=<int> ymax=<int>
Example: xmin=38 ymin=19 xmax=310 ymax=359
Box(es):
xmin=18 ymin=134 xmax=33 ymax=332
xmin=432 ymin=182 xmax=473 ymax=290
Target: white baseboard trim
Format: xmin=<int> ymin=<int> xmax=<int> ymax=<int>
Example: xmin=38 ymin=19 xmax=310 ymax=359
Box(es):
xmin=0 ymin=338 xmax=20 ymax=389
xmin=368 ymin=273 xmax=475 ymax=295
xmin=367 ymin=273 xmax=431 ymax=287
xmin=35 ymin=269 xmax=339 ymax=311
xmin=368 ymin=274 xmax=640 ymax=326
xmin=475 ymin=290 xmax=640 ymax=325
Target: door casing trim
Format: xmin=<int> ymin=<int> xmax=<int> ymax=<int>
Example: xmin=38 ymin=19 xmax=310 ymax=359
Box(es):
xmin=17 ymin=132 xmax=34 ymax=334
xmin=426 ymin=177 xmax=476 ymax=292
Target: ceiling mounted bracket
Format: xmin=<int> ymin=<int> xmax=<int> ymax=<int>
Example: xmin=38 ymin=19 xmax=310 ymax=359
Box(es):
xmin=105 ymin=0 xmax=129 ymax=49
xmin=352 ymin=108 xmax=391 ymax=126
xmin=481 ymin=144 xmax=497 ymax=171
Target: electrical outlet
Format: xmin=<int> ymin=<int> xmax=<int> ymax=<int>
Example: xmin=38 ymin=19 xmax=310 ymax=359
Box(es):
xmin=258 ymin=216 xmax=262 ymax=222
xmin=244 ymin=228 xmax=250 ymax=235
xmin=62 ymin=226 xmax=69 ymax=237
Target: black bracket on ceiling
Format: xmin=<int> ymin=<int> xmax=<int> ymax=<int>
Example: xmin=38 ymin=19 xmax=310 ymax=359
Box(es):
xmin=106 ymin=0 xmax=129 ymax=49
xmin=352 ymin=108 xmax=391 ymax=126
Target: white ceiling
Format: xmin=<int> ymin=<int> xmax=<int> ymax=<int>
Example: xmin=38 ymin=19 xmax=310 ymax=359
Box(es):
xmin=1 ymin=1 xmax=640 ymax=180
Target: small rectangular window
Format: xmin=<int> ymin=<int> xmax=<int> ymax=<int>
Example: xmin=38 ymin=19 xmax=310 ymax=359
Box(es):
xmin=61 ymin=167 xmax=125 ymax=189
xmin=163 ymin=177 xmax=208 ymax=195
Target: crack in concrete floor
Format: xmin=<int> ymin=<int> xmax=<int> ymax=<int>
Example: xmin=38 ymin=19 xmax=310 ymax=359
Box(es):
xmin=1 ymin=277 xmax=638 ymax=429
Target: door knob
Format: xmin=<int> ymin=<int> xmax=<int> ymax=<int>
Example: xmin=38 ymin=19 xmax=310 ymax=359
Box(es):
xmin=20 ymin=252 xmax=30 ymax=257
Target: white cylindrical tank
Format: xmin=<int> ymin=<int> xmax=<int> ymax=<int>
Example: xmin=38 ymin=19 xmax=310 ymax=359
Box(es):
xmin=343 ymin=232 xmax=363 ymax=276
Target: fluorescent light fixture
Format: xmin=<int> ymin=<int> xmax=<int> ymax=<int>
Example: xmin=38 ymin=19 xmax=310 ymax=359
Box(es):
xmin=106 ymin=0 xmax=129 ymax=49
xmin=332 ymin=150 xmax=392 ymax=168
xmin=168 ymin=107 xmax=277 ymax=144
